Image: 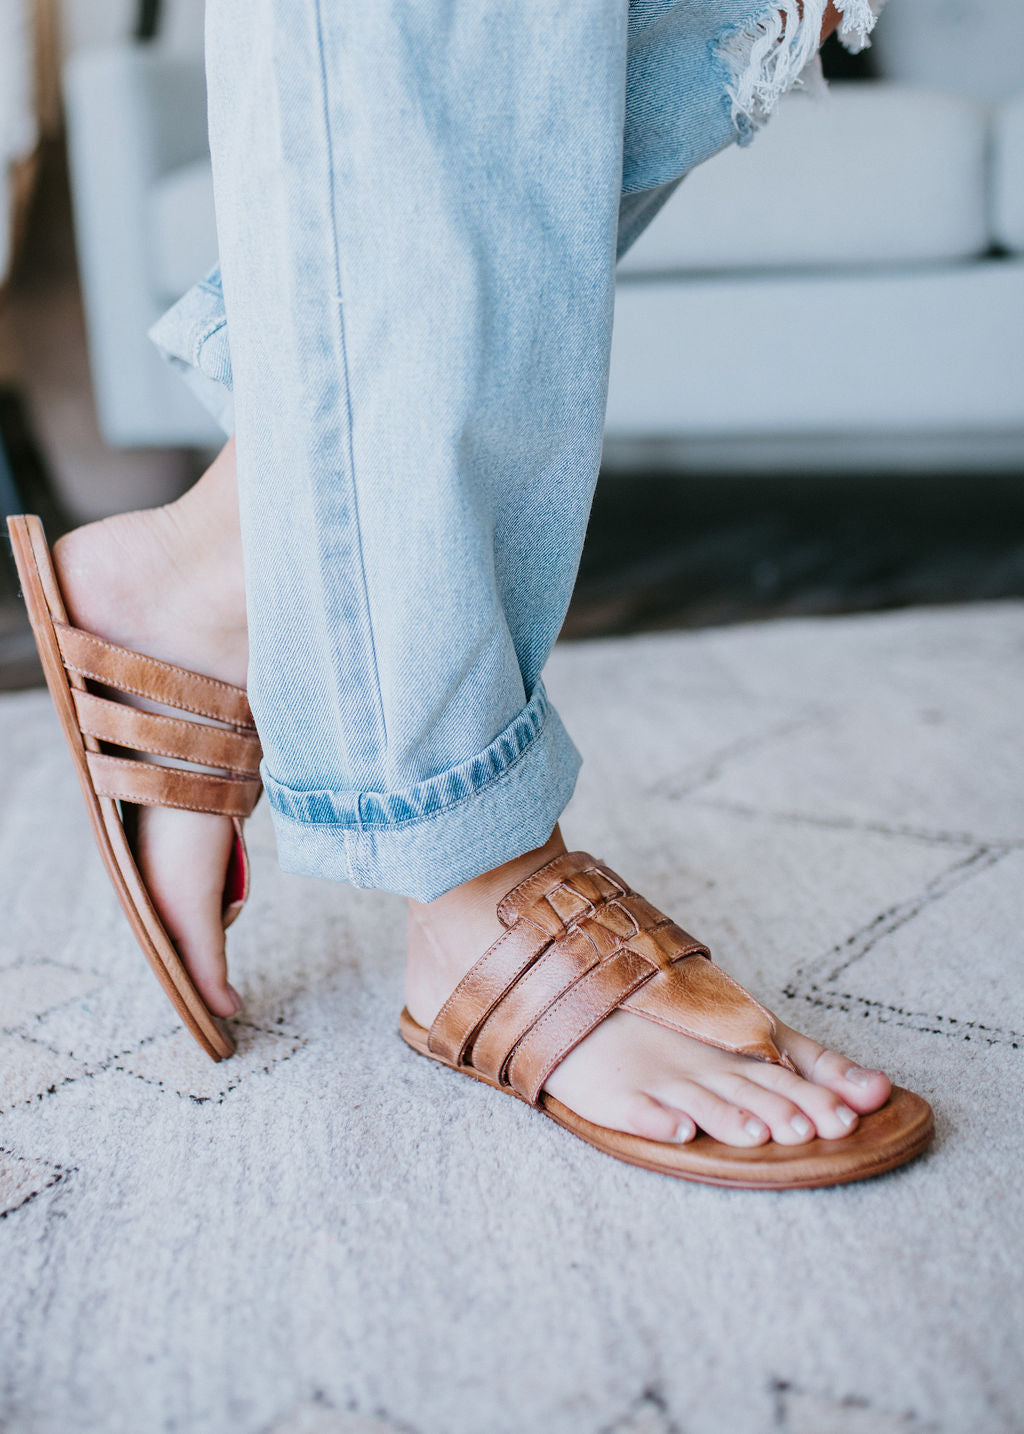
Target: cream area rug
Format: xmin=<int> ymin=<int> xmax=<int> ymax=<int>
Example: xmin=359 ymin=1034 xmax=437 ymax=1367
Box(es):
xmin=1 ymin=603 xmax=1022 ymax=1434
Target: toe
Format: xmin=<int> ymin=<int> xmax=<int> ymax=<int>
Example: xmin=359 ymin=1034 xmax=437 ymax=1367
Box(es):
xmin=136 ymin=808 xmax=242 ymax=1019
xmin=618 ymin=1092 xmax=696 ymax=1144
xmin=743 ymin=1062 xmax=861 ymax=1139
xmin=714 ymin=1075 xmax=817 ymax=1145
xmin=175 ymin=928 xmax=240 ymax=1017
xmin=658 ymin=1079 xmax=770 ymax=1148
xmin=776 ymin=1022 xmax=892 ymax=1113
xmin=154 ymin=898 xmax=241 ymax=1017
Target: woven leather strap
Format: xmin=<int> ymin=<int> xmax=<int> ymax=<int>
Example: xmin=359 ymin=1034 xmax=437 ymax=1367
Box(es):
xmin=56 ymin=621 xmax=262 ymax=819
xmin=56 ymin=624 xmax=255 ymax=726
xmin=428 ymin=851 xmax=789 ymax=1104
xmin=72 ymin=690 xmax=261 ymax=775
xmin=87 ymin=753 xmax=262 ymax=819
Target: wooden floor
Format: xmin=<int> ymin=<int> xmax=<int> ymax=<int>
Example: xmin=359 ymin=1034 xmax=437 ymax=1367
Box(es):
xmin=563 ymin=470 xmax=1024 ymax=639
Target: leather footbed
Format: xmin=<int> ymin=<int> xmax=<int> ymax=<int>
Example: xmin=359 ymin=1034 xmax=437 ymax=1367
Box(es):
xmin=7 ymin=514 xmax=257 ymax=1061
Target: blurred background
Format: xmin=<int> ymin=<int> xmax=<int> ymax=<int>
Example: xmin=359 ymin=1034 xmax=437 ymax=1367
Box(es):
xmin=1 ymin=0 xmax=1022 ymax=684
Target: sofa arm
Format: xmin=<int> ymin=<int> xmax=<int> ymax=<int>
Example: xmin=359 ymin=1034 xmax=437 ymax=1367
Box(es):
xmin=63 ymin=44 xmax=222 ymax=447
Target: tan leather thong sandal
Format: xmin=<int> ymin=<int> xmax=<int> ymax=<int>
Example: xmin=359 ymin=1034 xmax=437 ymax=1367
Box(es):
xmin=8 ymin=514 xmax=262 ymax=1061
xmin=400 ymin=850 xmax=934 ymax=1189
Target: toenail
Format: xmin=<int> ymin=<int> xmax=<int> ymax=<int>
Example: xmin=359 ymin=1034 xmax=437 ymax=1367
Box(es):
xmin=845 ymin=1065 xmax=878 ymax=1087
xmin=790 ymin=1114 xmax=813 ymax=1138
xmin=836 ymin=1104 xmax=857 ymax=1128
xmin=226 ymin=985 xmax=243 ymax=1016
xmin=744 ymin=1117 xmax=767 ymax=1140
xmin=672 ymin=1120 xmax=695 ymax=1144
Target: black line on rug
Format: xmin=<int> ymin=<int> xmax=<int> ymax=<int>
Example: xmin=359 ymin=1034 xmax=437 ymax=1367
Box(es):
xmin=798 ymin=845 xmax=1011 ymax=986
xmin=0 ymin=1147 xmax=76 ymax=1222
xmin=688 ymin=797 xmax=1018 ymax=852
xmin=108 ymin=1020 xmax=308 ymax=1104
xmin=657 ymin=707 xmax=827 ymax=804
xmin=781 ymin=985 xmax=1023 ymax=1049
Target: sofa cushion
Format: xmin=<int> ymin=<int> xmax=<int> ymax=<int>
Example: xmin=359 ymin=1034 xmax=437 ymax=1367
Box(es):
xmin=993 ymin=95 xmax=1024 ymax=255
xmin=607 ymin=260 xmax=1024 ymax=437
xmin=148 ymin=156 xmax=217 ymax=301
xmin=871 ymin=0 xmax=1023 ymax=105
xmin=618 ymin=83 xmax=990 ymax=275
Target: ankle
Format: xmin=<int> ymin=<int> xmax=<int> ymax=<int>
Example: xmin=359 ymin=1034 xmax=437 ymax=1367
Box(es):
xmin=404 ymin=828 xmax=568 ymax=1024
xmin=51 ymin=500 xmax=248 ymax=686
xmin=158 ymin=496 xmax=246 ymax=638
xmin=165 ymin=443 xmax=244 ymax=617
xmin=409 ymin=826 xmax=567 ymax=935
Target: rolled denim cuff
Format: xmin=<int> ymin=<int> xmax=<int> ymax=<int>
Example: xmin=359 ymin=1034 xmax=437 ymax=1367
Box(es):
xmin=148 ymin=265 xmax=235 ymax=435
xmin=262 ymin=683 xmax=581 ymax=902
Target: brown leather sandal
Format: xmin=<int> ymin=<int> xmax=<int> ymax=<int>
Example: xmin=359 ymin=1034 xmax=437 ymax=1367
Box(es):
xmin=8 ymin=514 xmax=262 ymax=1061
xmin=400 ymin=850 xmax=934 ymax=1189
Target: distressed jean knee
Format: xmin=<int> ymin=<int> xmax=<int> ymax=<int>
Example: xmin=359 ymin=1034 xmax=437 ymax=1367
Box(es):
xmin=622 ymin=0 xmax=887 ymax=193
xmin=716 ymin=0 xmax=886 ymax=141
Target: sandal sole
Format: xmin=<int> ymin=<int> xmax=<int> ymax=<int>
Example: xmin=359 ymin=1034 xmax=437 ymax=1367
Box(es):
xmin=398 ymin=1007 xmax=934 ymax=1189
xmin=8 ymin=514 xmax=234 ymax=1061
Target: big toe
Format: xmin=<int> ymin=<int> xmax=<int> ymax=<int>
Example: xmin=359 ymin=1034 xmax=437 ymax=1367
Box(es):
xmin=176 ymin=929 xmax=241 ymax=1018
xmin=778 ymin=1022 xmax=892 ymax=1113
xmin=134 ymin=807 xmax=242 ymax=1019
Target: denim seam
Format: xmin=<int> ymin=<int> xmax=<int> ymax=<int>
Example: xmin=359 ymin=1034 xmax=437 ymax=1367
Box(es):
xmin=266 ymin=697 xmax=562 ymax=833
xmin=312 ymin=0 xmax=388 ymax=752
xmin=197 ymin=267 xmax=224 ymax=298
xmin=191 ymin=316 xmax=229 ymax=368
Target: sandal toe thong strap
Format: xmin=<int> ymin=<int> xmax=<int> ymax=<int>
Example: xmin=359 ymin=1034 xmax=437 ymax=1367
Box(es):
xmin=55 ymin=621 xmax=262 ymax=819
xmin=428 ymin=851 xmax=791 ymax=1105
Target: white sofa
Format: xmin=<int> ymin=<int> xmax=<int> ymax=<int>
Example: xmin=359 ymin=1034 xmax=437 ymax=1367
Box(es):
xmin=63 ymin=0 xmax=1024 ymax=470
xmin=610 ymin=80 xmax=1024 ymax=472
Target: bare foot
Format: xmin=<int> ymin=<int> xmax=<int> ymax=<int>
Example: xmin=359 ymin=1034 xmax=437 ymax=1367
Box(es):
xmin=405 ymin=828 xmax=892 ymax=1147
xmin=52 ymin=441 xmax=249 ymax=1017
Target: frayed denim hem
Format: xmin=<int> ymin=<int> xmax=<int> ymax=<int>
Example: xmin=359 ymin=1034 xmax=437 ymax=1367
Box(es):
xmin=263 ymin=686 xmax=582 ymax=901
xmin=717 ymin=0 xmax=886 ymax=143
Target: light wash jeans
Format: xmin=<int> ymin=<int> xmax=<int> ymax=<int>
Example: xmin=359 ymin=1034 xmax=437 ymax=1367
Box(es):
xmin=152 ymin=0 xmax=882 ymax=901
